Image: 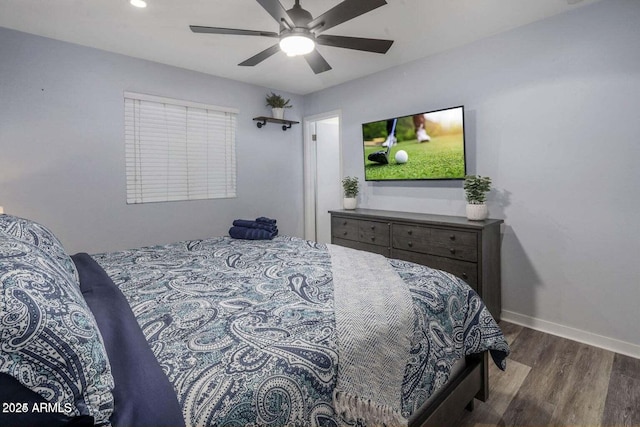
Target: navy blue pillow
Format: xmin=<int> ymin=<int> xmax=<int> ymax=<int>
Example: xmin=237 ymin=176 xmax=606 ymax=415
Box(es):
xmin=0 ymin=373 xmax=94 ymax=427
xmin=71 ymin=253 xmax=185 ymax=427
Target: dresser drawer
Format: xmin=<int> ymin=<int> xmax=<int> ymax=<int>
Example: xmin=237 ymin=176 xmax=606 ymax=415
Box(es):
xmin=331 ymin=217 xmax=359 ymax=242
xmin=391 ymin=249 xmax=478 ymax=290
xmin=427 ymin=228 xmax=478 ymax=262
xmin=392 ymin=224 xmax=431 ymax=253
xmin=392 ymin=224 xmax=477 ymax=262
xmin=425 ymin=255 xmax=478 ymax=289
xmin=430 ymin=228 xmax=477 ymax=248
xmin=359 ymin=220 xmax=389 ymax=247
xmin=333 ymin=237 xmax=390 ymax=257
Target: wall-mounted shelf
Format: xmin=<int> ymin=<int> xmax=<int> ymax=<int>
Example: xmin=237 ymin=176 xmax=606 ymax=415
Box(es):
xmin=253 ymin=116 xmax=299 ymax=131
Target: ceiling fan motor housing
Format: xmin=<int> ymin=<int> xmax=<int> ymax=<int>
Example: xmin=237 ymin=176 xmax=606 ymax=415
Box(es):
xmin=283 ymin=1 xmax=313 ymax=29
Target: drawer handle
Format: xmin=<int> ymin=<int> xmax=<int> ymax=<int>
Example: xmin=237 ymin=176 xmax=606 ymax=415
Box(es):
xmin=407 ymin=230 xmax=413 ymax=236
xmin=462 ymin=273 xmax=468 ymax=279
xmin=343 ymin=231 xmax=348 ymax=236
xmin=371 ymin=237 xmax=376 ymax=242
xmin=370 ymin=225 xmax=375 ymax=230
xmin=450 ymin=234 xmax=456 ymax=241
xmin=408 ymin=241 xmax=413 ymax=248
xmin=449 ymin=248 xmax=456 ymax=254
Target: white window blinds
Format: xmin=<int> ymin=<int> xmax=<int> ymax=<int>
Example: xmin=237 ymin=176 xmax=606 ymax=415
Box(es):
xmin=124 ymin=92 xmax=238 ymax=204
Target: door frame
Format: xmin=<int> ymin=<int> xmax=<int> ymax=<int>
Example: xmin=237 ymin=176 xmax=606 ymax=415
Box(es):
xmin=303 ymin=110 xmax=342 ymax=241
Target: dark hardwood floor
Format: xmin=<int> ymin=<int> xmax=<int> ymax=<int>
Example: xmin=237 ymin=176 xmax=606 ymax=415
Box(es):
xmin=456 ymin=321 xmax=640 ymax=426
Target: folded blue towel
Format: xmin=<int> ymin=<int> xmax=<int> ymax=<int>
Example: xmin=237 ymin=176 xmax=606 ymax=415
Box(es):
xmin=229 ymin=226 xmax=277 ymax=240
xmin=256 ymin=217 xmax=277 ymax=225
xmin=232 ymin=219 xmax=278 ymax=232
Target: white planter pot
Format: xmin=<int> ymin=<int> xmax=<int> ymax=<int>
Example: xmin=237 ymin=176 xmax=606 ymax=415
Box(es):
xmin=466 ymin=203 xmax=488 ymax=221
xmin=343 ymin=197 xmax=357 ymax=210
xmin=271 ymin=108 xmax=284 ymax=120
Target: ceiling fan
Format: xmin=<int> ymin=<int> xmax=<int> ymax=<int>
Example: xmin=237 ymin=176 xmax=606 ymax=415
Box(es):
xmin=190 ymin=0 xmax=394 ymax=74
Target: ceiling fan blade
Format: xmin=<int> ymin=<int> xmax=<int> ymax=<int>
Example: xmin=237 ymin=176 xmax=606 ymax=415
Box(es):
xmin=238 ymin=43 xmax=281 ymax=67
xmin=190 ymin=26 xmax=279 ymax=37
xmin=256 ymin=0 xmax=295 ymax=29
xmin=304 ymin=50 xmax=332 ymax=74
xmin=316 ymin=34 xmax=393 ymax=54
xmin=308 ymin=0 xmax=387 ymax=34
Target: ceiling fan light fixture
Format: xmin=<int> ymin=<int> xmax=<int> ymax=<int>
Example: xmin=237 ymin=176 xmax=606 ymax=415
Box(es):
xmin=130 ymin=0 xmax=147 ymax=8
xmin=279 ymin=34 xmax=315 ymax=57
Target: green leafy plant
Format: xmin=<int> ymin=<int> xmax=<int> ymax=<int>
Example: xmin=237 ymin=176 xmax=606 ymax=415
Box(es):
xmin=342 ymin=176 xmax=359 ymax=198
xmin=265 ymin=92 xmax=292 ymax=109
xmin=464 ymin=175 xmax=492 ymax=204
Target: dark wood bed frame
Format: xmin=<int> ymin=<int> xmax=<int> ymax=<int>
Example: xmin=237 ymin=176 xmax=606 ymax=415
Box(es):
xmin=409 ymin=352 xmax=488 ymax=427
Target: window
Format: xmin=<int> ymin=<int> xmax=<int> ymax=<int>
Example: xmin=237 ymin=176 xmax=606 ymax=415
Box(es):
xmin=124 ymin=92 xmax=238 ymax=204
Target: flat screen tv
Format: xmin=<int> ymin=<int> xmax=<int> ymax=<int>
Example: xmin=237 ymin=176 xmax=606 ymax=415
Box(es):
xmin=362 ymin=105 xmax=466 ymax=181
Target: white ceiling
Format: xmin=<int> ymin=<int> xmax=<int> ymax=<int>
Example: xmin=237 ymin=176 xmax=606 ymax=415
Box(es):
xmin=0 ymin=0 xmax=600 ymax=95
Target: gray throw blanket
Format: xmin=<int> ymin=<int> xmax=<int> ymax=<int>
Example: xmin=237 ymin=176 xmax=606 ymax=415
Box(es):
xmin=327 ymin=244 xmax=415 ymax=426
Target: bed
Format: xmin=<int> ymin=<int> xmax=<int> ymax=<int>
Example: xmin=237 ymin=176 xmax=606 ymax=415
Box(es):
xmin=0 ymin=214 xmax=509 ymax=427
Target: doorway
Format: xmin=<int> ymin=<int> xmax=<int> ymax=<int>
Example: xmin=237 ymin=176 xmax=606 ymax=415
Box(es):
xmin=303 ymin=112 xmax=341 ymax=243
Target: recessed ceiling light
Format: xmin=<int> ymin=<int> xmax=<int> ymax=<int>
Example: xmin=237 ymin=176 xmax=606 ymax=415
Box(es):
xmin=130 ymin=0 xmax=147 ymax=8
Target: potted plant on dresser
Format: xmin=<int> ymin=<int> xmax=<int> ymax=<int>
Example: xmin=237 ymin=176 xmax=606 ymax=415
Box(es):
xmin=341 ymin=176 xmax=359 ymax=210
xmin=265 ymin=92 xmax=292 ymax=120
xmin=464 ymin=175 xmax=491 ymax=220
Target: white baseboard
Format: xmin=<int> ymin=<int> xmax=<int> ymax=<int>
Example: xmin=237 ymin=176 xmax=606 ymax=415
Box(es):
xmin=501 ymin=310 xmax=640 ymax=359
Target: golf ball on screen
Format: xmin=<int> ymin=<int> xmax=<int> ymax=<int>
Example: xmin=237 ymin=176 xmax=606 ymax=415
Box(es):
xmin=395 ymin=150 xmax=408 ymax=164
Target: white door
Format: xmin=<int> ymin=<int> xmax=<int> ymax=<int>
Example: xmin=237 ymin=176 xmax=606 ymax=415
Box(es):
xmin=304 ymin=113 xmax=341 ymax=243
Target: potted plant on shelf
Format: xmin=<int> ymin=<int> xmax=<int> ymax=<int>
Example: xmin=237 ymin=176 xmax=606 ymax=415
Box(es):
xmin=464 ymin=175 xmax=492 ymax=220
xmin=341 ymin=176 xmax=359 ymax=210
xmin=265 ymin=92 xmax=292 ymax=120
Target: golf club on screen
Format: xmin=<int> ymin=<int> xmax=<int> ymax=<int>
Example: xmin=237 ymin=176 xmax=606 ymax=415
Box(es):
xmin=367 ymin=118 xmax=397 ymax=165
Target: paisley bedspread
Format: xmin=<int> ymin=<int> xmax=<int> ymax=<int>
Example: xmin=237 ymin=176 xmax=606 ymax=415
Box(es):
xmin=93 ymin=236 xmax=508 ymax=426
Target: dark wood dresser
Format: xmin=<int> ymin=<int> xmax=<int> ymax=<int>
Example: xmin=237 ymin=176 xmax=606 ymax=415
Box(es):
xmin=329 ymin=208 xmax=503 ymax=321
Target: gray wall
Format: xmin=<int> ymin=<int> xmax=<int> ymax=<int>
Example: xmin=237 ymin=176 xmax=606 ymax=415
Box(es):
xmin=0 ymin=27 xmax=304 ymax=254
xmin=304 ymin=0 xmax=640 ymax=348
